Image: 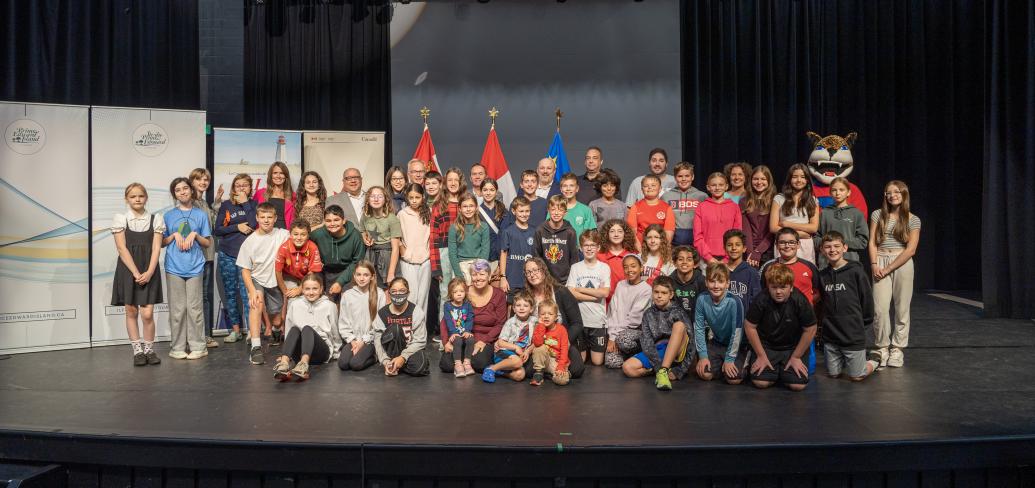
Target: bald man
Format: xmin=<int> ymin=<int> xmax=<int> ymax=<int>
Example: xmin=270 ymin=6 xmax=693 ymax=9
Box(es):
xmin=325 ymin=167 xmax=365 ymax=227
xmin=534 ymin=157 xmax=562 ymax=200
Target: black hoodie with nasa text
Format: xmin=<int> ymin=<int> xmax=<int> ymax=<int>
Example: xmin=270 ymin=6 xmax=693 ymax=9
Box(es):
xmin=818 ymin=260 xmax=874 ymax=350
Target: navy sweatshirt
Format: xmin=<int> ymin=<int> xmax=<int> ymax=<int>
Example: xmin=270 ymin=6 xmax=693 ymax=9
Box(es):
xmin=727 ymin=261 xmax=762 ymax=310
xmin=818 ymin=260 xmax=874 ymax=350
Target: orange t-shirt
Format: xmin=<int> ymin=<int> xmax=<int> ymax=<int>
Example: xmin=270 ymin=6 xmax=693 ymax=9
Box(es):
xmin=627 ymin=199 xmax=676 ymax=243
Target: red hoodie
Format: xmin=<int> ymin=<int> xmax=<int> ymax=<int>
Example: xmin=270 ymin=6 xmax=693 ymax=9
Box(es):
xmin=275 ymin=240 xmax=324 ymax=281
xmin=693 ymin=198 xmax=742 ymax=263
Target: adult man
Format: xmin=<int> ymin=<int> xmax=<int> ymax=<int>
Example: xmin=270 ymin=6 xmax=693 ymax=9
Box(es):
xmin=576 ymin=146 xmax=605 ymax=204
xmin=407 ymin=159 xmax=427 ymax=185
xmin=535 ymin=157 xmax=561 ymax=199
xmin=325 ymin=167 xmax=365 ymax=227
xmin=470 ymin=163 xmax=487 ymax=202
xmin=625 ymin=148 xmax=676 ymax=206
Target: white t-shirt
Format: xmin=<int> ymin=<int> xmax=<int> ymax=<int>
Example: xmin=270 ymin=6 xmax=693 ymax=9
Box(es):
xmin=236 ymin=228 xmax=290 ymax=288
xmin=566 ymin=260 xmax=612 ymax=329
xmin=625 ymin=174 xmax=677 ymax=206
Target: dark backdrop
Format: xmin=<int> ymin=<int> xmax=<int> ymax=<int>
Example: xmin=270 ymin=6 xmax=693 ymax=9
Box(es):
xmin=682 ymin=0 xmax=985 ymax=292
xmin=0 ymin=0 xmax=199 ymax=109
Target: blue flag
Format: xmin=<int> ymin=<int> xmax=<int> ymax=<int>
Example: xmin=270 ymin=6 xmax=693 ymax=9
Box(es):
xmin=547 ymin=131 xmax=571 ymax=184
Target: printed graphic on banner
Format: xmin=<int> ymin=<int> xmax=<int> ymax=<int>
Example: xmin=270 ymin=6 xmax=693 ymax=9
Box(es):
xmin=303 ymin=131 xmax=385 ymax=198
xmin=90 ymin=107 xmax=206 ymax=344
xmin=0 ymin=102 xmax=90 ymax=353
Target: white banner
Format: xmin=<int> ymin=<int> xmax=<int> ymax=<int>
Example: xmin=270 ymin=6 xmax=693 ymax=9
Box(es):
xmin=90 ymin=107 xmax=206 ymax=344
xmin=303 ymin=131 xmax=385 ymax=196
xmin=0 ymin=102 xmax=90 ymax=353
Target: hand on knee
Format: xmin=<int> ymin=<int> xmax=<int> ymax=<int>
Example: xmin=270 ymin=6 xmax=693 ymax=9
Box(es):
xmin=697 ymin=370 xmax=714 ymax=381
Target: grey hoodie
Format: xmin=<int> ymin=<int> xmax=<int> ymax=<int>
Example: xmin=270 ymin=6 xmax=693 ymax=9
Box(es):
xmin=284 ymin=295 xmax=339 ymax=361
xmin=815 ymin=204 xmax=869 ymax=268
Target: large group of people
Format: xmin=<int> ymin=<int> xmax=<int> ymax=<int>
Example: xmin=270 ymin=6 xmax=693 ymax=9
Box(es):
xmin=111 ymin=147 xmax=921 ymax=391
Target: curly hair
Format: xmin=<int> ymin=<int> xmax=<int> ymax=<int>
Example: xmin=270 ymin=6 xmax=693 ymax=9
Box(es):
xmin=599 ymin=218 xmax=638 ymax=252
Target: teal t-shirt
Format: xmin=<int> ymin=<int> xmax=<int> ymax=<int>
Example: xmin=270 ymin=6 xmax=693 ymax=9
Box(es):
xmin=564 ymin=202 xmax=597 ymax=241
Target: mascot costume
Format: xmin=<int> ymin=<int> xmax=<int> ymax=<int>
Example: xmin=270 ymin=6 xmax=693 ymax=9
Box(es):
xmin=806 ymin=131 xmax=868 ymax=217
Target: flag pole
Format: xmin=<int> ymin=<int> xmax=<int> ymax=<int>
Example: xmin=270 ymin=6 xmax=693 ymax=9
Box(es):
xmin=489 ymin=106 xmax=499 ymax=130
xmin=555 ymin=107 xmax=563 ymax=132
xmin=420 ymin=106 xmax=430 ymax=129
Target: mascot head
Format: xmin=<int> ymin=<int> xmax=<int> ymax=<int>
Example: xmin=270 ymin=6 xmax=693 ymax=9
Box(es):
xmin=806 ymin=131 xmax=857 ymax=185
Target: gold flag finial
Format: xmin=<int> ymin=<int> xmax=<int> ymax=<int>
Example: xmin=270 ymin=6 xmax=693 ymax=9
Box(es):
xmin=419 ymin=106 xmax=430 ymax=127
xmin=555 ymin=108 xmax=563 ymax=131
xmin=489 ymin=107 xmax=500 ymax=129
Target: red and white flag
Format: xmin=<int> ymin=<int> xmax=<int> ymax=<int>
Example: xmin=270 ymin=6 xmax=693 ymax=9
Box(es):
xmin=480 ymin=127 xmax=517 ymax=205
xmin=413 ymin=125 xmax=440 ymax=173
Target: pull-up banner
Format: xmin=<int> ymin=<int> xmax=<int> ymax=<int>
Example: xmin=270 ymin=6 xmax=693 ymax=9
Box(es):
xmin=303 ymin=131 xmax=385 ymax=194
xmin=0 ymin=102 xmax=90 ymax=353
xmin=90 ymin=107 xmax=206 ymax=345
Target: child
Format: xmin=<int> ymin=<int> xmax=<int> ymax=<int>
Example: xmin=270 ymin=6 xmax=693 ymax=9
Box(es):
xmin=189 ymin=168 xmax=222 ymax=349
xmin=588 ymin=169 xmax=626 ymax=225
xmin=621 ymin=276 xmax=692 ymax=391
xmin=448 ymin=193 xmax=490 ymax=283
xmin=694 ymin=263 xmax=746 ymax=384
xmin=815 ymin=177 xmax=868 ymax=269
xmin=478 ymin=178 xmax=513 ymax=272
xmin=819 ymin=231 xmax=878 ymax=380
xmin=373 ymin=277 xmax=430 ymax=376
xmin=398 ymin=183 xmax=432 ymax=312
xmin=769 ymin=164 xmax=819 ymax=263
xmin=293 ymin=171 xmax=327 ymax=231
xmin=693 ymin=172 xmax=742 ymax=264
xmin=640 ymin=224 xmax=675 ymax=285
xmin=740 ymin=165 xmax=776 ymax=267
xmin=565 ymin=230 xmax=612 ymax=366
xmin=669 ymin=245 xmax=707 ymax=320
xmin=723 ymin=162 xmax=752 ymax=203
xmin=499 ymin=196 xmax=535 ymax=301
xmin=627 ymin=174 xmax=675 ymax=246
xmin=361 ymin=186 xmax=401 ymax=289
xmin=520 ymin=169 xmax=548 ymax=229
xmin=309 ymin=205 xmax=366 ymax=300
xmin=214 ymin=173 xmax=258 ymax=344
xmin=430 ymin=168 xmax=464 ymax=321
xmin=237 ymin=202 xmax=291 ymax=365
xmin=441 ymin=277 xmax=476 ymax=377
xmin=760 ymin=228 xmax=821 ymax=305
xmin=603 ymin=255 xmax=653 ymax=369
xmin=529 ymin=299 xmax=571 ymax=386
xmin=597 ymin=219 xmax=637 ymax=303
xmin=254 ymin=161 xmax=295 ymax=229
xmin=724 ymin=229 xmax=761 ymax=309
xmin=559 ymin=173 xmax=597 ymax=241
xmin=384 ymin=166 xmax=408 ymax=213
xmin=337 ymin=261 xmax=386 ymax=371
xmin=163 ymin=177 xmax=212 ymax=360
xmin=482 ymin=289 xmax=536 ymax=383
xmin=112 ymin=183 xmax=165 ymax=366
xmin=662 ymin=161 xmax=707 ymax=247
xmin=534 ymin=195 xmax=579 ymax=283
xmin=275 ymin=220 xmax=324 ymax=310
xmin=868 ymin=180 xmax=921 ymax=368
xmin=272 ymin=273 xmax=337 ymax=381
xmin=744 ymin=263 xmax=818 ymax=391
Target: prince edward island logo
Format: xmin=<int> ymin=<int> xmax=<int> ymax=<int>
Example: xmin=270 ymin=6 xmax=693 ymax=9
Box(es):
xmin=5 ymin=119 xmax=46 ymax=155
xmin=132 ymin=123 xmax=168 ymax=157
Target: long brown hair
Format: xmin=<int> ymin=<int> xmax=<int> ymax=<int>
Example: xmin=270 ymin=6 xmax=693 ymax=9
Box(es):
xmin=523 ymin=257 xmax=558 ymax=298
xmin=434 ymin=167 xmax=466 ymax=216
xmin=480 ymin=178 xmax=506 ymax=222
xmin=876 ymin=180 xmax=914 ymax=246
xmin=265 ymin=161 xmax=294 ymax=198
xmin=741 ymin=165 xmax=776 ymax=214
xmin=351 ymin=260 xmax=380 ymax=321
xmin=294 ymin=171 xmax=327 ymax=210
xmin=641 ymin=223 xmax=672 ymax=265
xmin=363 ymin=186 xmax=391 ymax=219
xmin=402 ymin=183 xmax=430 ymax=225
xmin=779 ymin=163 xmax=817 ymax=219
xmin=452 ymin=193 xmax=482 ymax=242
xmin=600 ymin=219 xmax=638 ymax=252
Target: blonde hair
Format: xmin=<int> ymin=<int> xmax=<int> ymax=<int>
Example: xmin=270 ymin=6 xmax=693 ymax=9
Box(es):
xmin=124 ymin=182 xmax=148 ymax=200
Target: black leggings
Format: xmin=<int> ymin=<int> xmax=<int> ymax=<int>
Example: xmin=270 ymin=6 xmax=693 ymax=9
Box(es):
xmin=283 ymin=326 xmax=330 ymax=364
xmin=338 ymin=342 xmax=376 ymax=371
xmin=451 ymin=336 xmax=475 ymax=361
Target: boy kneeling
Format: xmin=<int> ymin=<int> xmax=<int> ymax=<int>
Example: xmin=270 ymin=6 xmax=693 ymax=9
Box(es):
xmin=622 ymin=276 xmax=693 ymax=391
xmin=694 ymin=262 xmax=747 ymax=384
xmin=819 ymin=231 xmax=878 ymax=381
xmin=744 ymin=263 xmax=817 ymax=391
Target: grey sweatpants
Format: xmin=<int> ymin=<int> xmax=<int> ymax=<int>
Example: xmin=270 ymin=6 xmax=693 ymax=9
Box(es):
xmin=167 ymin=273 xmax=205 ymax=354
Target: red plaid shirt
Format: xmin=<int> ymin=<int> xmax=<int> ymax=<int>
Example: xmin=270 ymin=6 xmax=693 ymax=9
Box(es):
xmin=429 ymin=201 xmax=458 ymax=278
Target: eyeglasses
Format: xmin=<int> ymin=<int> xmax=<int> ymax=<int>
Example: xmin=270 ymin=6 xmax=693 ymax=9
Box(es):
xmin=408 ymin=169 xmax=426 ymax=175
xmin=524 ymin=268 xmax=543 ymax=276
xmin=391 ymin=176 xmax=406 ymax=181
xmin=345 ymin=176 xmax=361 ymax=181
xmin=777 ymin=240 xmax=799 ymax=246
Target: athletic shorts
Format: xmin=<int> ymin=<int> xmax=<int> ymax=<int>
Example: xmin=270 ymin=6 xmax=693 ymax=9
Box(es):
xmin=750 ymin=348 xmax=809 ymax=385
xmin=823 ymin=343 xmax=868 ymax=378
xmin=583 ymin=327 xmax=607 ymax=353
xmin=250 ymin=279 xmax=284 ymax=314
xmin=706 ymin=339 xmax=747 ymax=381
xmin=632 ymin=337 xmax=688 ymax=370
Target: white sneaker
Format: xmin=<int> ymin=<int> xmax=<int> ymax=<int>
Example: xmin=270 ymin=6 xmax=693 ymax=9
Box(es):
xmin=168 ymin=350 xmax=188 ymax=360
xmin=223 ymin=330 xmax=243 ymax=343
xmin=186 ymin=350 xmax=208 ymax=360
xmin=887 ymin=348 xmax=904 ymax=368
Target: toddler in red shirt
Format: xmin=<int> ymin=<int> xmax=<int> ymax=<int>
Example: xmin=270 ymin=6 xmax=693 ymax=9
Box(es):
xmin=530 ymin=299 xmax=570 ymax=386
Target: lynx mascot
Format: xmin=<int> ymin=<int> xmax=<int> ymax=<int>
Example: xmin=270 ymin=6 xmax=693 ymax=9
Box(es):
xmin=806 ymin=131 xmax=868 ymax=216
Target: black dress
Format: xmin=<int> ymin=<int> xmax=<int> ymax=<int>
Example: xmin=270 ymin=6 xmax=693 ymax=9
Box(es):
xmin=111 ymin=214 xmax=163 ymax=306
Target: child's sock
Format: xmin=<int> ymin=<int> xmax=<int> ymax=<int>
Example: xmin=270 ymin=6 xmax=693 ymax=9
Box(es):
xmin=142 ymin=341 xmax=154 ymax=354
xmin=131 ymin=340 xmax=143 ymax=355
xmin=251 ymin=337 xmax=262 ymax=348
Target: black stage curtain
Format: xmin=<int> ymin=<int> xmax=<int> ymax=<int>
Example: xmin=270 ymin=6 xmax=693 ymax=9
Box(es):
xmin=682 ymin=0 xmax=985 ymax=292
xmin=0 ymin=0 xmax=199 ymax=108
xmin=982 ymin=1 xmax=1035 ymax=319
xmin=244 ymin=0 xmax=390 ymax=135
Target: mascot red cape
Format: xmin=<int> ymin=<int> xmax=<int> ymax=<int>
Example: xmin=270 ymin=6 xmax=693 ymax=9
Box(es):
xmin=806 ymin=131 xmax=868 ymax=217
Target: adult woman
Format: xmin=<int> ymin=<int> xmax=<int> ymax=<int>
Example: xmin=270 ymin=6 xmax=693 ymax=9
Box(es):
xmin=255 ymin=161 xmax=295 ymax=229
xmin=293 ymin=171 xmax=326 ymax=231
xmin=385 ymin=166 xmax=408 ymax=213
xmin=440 ymin=260 xmax=507 ymax=373
xmin=521 ymin=257 xmax=586 ymax=378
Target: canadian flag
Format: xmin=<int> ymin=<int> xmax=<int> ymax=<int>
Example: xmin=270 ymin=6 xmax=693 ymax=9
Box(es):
xmin=413 ymin=125 xmax=440 ymax=173
xmin=480 ymin=126 xmax=518 ymax=205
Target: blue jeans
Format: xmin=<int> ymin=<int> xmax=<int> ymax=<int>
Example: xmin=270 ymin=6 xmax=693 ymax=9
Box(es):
xmin=217 ymin=251 xmax=249 ymax=329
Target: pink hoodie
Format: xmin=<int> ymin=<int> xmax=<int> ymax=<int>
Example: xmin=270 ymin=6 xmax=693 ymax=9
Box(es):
xmin=254 ymin=187 xmax=296 ymax=229
xmin=693 ymin=198 xmax=742 ymax=262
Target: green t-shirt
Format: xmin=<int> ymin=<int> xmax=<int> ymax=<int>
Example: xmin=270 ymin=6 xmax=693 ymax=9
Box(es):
xmin=362 ymin=213 xmax=402 ymax=245
xmin=564 ymin=202 xmax=598 ymax=241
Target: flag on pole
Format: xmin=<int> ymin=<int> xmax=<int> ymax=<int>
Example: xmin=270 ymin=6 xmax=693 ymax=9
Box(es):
xmin=547 ymin=131 xmax=571 ymax=184
xmin=413 ymin=124 xmax=440 ymax=173
xmin=481 ymin=126 xmax=518 ymax=205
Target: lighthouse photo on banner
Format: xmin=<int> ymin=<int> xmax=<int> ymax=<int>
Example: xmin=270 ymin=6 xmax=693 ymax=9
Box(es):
xmin=211 ymin=128 xmax=302 ymax=335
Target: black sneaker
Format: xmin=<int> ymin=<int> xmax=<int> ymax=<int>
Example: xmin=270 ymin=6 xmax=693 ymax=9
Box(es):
xmin=133 ymin=353 xmax=147 ymax=367
xmin=250 ymin=346 xmax=265 ymax=365
xmin=271 ymin=328 xmax=283 ymax=346
xmin=145 ymin=351 xmax=161 ymax=365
